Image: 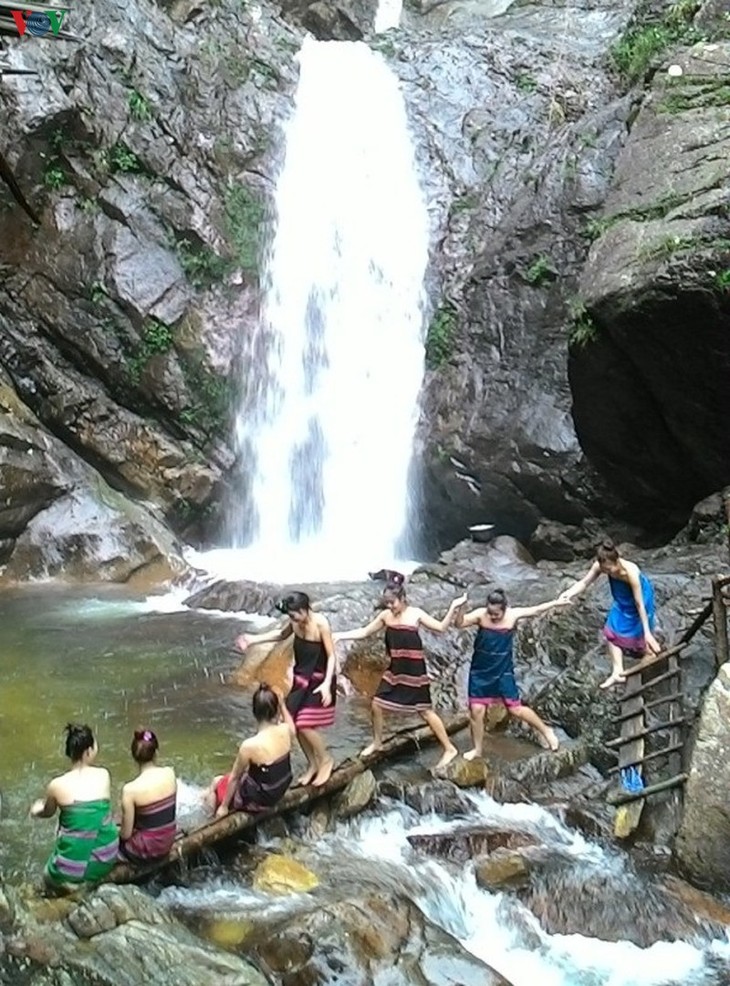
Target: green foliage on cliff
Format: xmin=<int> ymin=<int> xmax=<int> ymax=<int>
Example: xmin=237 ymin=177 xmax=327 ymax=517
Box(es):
xmin=568 ymin=300 xmax=597 ymax=348
xmin=176 ymin=238 xmax=228 ymax=288
xmin=609 ymin=0 xmax=701 ymax=82
xmin=425 ymin=302 xmax=457 ymax=369
xmin=128 ymin=318 xmax=174 ymax=382
xmin=179 ymin=349 xmax=232 ymax=437
xmin=224 ymin=184 xmax=264 ymax=276
xmin=108 ymin=143 xmax=143 ymax=174
xmin=524 ymin=254 xmax=554 ymax=286
xmin=128 ymin=90 xmax=152 ymax=122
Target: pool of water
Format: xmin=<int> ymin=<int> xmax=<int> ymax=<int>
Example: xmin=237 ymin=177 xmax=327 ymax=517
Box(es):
xmin=0 ymin=584 xmax=374 ymax=880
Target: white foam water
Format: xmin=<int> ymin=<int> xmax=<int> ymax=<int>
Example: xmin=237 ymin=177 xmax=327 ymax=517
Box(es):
xmin=227 ymin=35 xmax=430 ymax=583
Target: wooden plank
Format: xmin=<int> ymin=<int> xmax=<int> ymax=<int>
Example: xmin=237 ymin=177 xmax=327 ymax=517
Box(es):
xmin=107 ymin=712 xmax=471 ymax=885
xmin=607 ymin=741 xmax=684 ymax=774
xmin=612 ymin=692 xmax=684 ymax=723
xmin=633 ymin=666 xmax=680 ymax=695
xmin=608 ymin=773 xmax=687 ymax=806
xmin=613 ymin=671 xmax=645 ymax=839
xmin=662 ymin=651 xmax=684 ymax=829
xmin=606 ymin=716 xmax=686 ymax=747
xmin=622 ymin=643 xmax=687 ymax=679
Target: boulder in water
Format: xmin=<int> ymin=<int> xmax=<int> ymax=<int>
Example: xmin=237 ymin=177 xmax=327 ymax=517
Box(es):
xmin=435 ymin=755 xmax=491 ymax=788
xmin=475 ymin=849 xmax=531 ymax=889
xmin=334 ymin=770 xmax=377 ymax=820
xmin=407 ymin=826 xmax=538 ymax=863
xmin=252 ymin=854 xmax=320 ymax=895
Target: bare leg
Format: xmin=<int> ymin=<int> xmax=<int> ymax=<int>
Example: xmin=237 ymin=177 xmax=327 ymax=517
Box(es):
xmin=599 ymin=641 xmax=626 ymax=690
xmin=509 ymin=705 xmax=559 ymax=751
xmin=360 ymin=701 xmax=384 ymax=757
xmin=205 ymin=775 xmax=224 ymax=812
xmin=294 ymin=731 xmax=317 ymax=787
xmin=420 ymin=709 xmax=458 ymax=768
xmin=464 ymin=704 xmax=486 ymax=760
xmin=299 ymin=728 xmax=334 ymax=787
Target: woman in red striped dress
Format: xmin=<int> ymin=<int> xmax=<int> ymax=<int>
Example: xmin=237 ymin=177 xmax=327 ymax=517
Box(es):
xmin=236 ymin=591 xmax=337 ymax=788
xmin=334 ymin=579 xmax=467 ymax=769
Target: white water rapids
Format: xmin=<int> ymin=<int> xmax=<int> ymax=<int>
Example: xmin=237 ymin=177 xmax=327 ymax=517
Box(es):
xmin=219 ymin=33 xmax=430 ymax=584
xmin=161 ymin=791 xmax=730 ymax=985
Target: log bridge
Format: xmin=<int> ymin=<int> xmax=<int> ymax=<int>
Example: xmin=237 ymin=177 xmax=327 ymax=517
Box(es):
xmin=608 ymin=573 xmax=730 ymax=839
xmin=108 ymin=712 xmax=471 ymax=885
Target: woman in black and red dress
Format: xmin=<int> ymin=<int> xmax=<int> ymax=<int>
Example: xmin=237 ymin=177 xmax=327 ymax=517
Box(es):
xmin=334 ymin=578 xmax=466 ymax=769
xmin=236 ymin=591 xmax=337 ymax=787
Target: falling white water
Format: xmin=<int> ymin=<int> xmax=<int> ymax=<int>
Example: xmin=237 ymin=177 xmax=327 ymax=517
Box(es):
xmin=223 ymin=33 xmax=429 ymax=583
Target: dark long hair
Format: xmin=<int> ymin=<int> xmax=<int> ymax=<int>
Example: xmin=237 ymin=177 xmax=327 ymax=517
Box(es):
xmin=64 ymin=723 xmax=94 ymax=762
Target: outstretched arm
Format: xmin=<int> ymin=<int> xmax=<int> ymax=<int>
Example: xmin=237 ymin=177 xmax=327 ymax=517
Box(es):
xmin=455 ymin=606 xmax=486 ymax=629
xmin=235 ymin=622 xmax=293 ymax=652
xmin=416 ymin=593 xmax=468 ymax=633
xmin=333 ymin=612 xmax=387 ymax=642
xmin=558 ymin=562 xmax=601 ymax=602
xmin=511 ymin=598 xmax=571 ymax=621
xmin=313 ymin=619 xmax=336 ymax=706
xmin=627 ymin=568 xmax=661 ymax=653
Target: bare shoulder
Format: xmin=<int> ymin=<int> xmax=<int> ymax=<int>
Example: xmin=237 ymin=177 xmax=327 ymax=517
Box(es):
xmin=313 ymin=612 xmax=331 ymax=631
xmin=622 ymin=558 xmax=641 ymax=579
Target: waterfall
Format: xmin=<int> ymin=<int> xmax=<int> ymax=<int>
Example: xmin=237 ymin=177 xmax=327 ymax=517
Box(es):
xmin=225 ymin=32 xmax=430 ymax=583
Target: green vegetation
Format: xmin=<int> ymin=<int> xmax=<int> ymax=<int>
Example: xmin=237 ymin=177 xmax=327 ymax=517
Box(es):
xmin=524 ymin=254 xmax=553 ymax=286
xmin=638 ymin=233 xmax=697 ymax=261
xmin=224 ymin=184 xmax=264 ymax=275
xmin=128 ymin=318 xmax=174 ymax=382
xmin=451 ymin=192 xmax=480 ymax=215
xmin=43 ymin=162 xmax=68 ymax=189
xmin=516 ymin=73 xmax=538 ymax=93
xmin=582 ymin=193 xmax=690 ymax=242
xmin=179 ymin=347 xmax=232 ymax=436
xmin=108 ymin=143 xmax=142 ymax=174
xmin=425 ymin=302 xmax=457 ymax=370
xmin=609 ymin=0 xmax=701 ymax=83
xmin=657 ymin=80 xmax=730 ymax=113
xmin=128 ymin=90 xmax=152 ymax=122
xmin=88 ymin=281 xmax=107 ymax=304
xmin=714 ymin=268 xmax=730 ymax=290
xmin=568 ymin=299 xmax=598 ymax=348
xmin=176 ymin=238 xmax=228 ymax=288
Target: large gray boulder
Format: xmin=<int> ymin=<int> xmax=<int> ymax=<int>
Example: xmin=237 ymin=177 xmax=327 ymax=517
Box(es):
xmin=675 ymin=662 xmax=730 ymax=893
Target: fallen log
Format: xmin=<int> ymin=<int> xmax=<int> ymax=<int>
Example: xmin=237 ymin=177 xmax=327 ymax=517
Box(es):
xmin=108 ymin=712 xmax=471 ymax=885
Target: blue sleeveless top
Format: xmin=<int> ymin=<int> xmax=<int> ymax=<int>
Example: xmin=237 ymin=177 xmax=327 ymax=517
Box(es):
xmin=468 ymin=626 xmax=520 ymax=704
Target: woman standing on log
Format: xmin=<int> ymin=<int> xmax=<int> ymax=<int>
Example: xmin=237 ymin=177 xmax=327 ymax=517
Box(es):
xmin=210 ymin=683 xmax=294 ymax=818
xmin=455 ymin=588 xmax=565 ymax=758
xmin=333 ymin=578 xmax=467 ymax=769
xmin=236 ymin=592 xmax=337 ymax=787
xmin=558 ymin=539 xmax=660 ymax=689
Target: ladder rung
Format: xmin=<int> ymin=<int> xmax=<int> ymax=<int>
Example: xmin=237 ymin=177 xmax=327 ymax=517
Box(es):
xmin=607 ymin=716 xmax=686 ymax=748
xmin=608 ymin=772 xmax=688 ymax=806
xmin=607 ymin=741 xmax=684 ymax=774
xmin=613 ymin=692 xmax=684 ymax=723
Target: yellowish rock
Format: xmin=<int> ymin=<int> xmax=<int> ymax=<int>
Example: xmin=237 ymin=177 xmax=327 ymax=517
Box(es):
xmin=252 ymin=854 xmax=319 ymax=895
xmin=205 ymin=917 xmax=253 ymax=949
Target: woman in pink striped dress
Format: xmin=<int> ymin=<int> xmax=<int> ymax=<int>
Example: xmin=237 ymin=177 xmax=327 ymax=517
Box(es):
xmin=236 ymin=591 xmax=336 ymax=788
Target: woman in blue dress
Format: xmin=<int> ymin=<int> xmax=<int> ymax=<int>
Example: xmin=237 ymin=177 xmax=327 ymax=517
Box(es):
xmin=559 ymin=539 xmax=660 ymax=689
xmin=455 ymin=588 xmax=567 ymax=759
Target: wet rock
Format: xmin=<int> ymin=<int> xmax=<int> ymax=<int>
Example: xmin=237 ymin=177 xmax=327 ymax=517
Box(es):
xmin=475 ymin=849 xmax=531 ymax=889
xmin=662 ymin=875 xmax=730 ymax=929
xmin=570 ymin=42 xmax=730 ymax=530
xmin=252 ymin=854 xmax=320 ymax=895
xmin=675 ymin=662 xmax=730 ymax=893
xmin=184 ymin=579 xmax=283 ymax=615
xmin=334 ymin=770 xmax=377 ymax=820
xmin=435 ymin=756 xmax=490 ymax=788
xmin=522 ymin=865 xmax=727 ymax=947
xmin=203 ymin=917 xmax=253 ymax=949
xmin=562 ymin=799 xmax=615 ymax=841
xmin=66 ymin=885 xmax=169 ymax=938
xmin=249 ymin=891 xmax=510 ymax=985
xmin=529 ymin=520 xmax=603 ymax=563
xmin=400 ymin=779 xmax=474 ymax=816
xmin=408 ymin=826 xmax=537 ymax=863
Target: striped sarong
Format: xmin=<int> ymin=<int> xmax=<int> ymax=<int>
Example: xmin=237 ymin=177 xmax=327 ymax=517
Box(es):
xmin=45 ymin=798 xmax=119 ymax=887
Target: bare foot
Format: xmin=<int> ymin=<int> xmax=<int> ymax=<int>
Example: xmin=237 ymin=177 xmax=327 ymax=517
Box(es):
xmin=312 ymin=757 xmax=335 ymax=788
xmin=463 ymin=748 xmax=482 ymax=761
xmin=599 ymin=672 xmax=626 ymax=690
xmin=542 ymin=728 xmax=559 ymax=752
xmin=359 ymin=743 xmax=382 ymax=758
xmin=435 ymin=745 xmax=459 ymax=770
xmin=294 ymin=766 xmax=317 ymax=787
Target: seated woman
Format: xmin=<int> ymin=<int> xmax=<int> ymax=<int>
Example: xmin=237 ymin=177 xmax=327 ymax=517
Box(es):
xmin=209 ymin=683 xmax=295 ymax=818
xmin=119 ymin=729 xmax=177 ymax=863
xmin=30 ymin=724 xmax=119 ymax=892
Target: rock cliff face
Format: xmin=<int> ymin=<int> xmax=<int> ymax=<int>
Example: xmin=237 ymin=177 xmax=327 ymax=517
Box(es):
xmin=1 ymin=0 xmax=728 ymax=578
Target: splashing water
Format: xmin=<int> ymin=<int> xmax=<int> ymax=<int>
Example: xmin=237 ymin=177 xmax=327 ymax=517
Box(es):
xmin=161 ymin=792 xmax=730 ymax=986
xmin=225 ymin=36 xmax=430 ymax=583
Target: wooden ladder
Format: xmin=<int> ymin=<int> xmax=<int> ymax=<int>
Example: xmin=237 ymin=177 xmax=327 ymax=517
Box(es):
xmin=607 ymin=574 xmax=730 ymax=839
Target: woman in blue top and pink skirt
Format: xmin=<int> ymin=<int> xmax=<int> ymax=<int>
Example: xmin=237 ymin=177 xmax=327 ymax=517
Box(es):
xmin=559 ymin=539 xmax=660 ymax=689
xmin=455 ymin=588 xmax=568 ymax=759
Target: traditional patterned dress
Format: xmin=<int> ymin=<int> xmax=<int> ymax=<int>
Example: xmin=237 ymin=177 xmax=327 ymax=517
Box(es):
xmin=119 ymin=792 xmax=177 ymax=863
xmin=45 ymin=799 xmax=119 ymax=887
xmin=214 ymin=753 xmax=293 ymax=813
xmin=468 ymin=625 xmax=522 ymax=708
xmin=604 ymin=573 xmax=656 ymax=653
xmin=372 ymin=624 xmax=432 ymax=712
xmin=286 ymin=636 xmax=336 ymax=729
